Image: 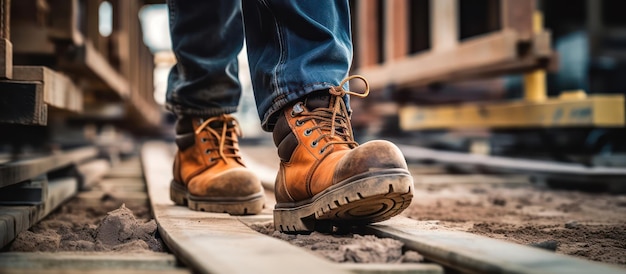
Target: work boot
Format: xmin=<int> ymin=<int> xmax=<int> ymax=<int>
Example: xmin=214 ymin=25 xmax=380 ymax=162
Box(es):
xmin=272 ymin=76 xmax=414 ymax=232
xmin=170 ymin=114 xmax=265 ymax=215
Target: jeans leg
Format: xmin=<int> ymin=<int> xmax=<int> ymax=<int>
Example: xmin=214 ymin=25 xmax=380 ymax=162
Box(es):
xmin=166 ymin=0 xmax=244 ymax=117
xmin=242 ymin=0 xmax=352 ymax=131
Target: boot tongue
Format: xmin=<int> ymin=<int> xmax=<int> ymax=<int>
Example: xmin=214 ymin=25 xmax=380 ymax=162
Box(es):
xmin=304 ymin=91 xmax=333 ymax=110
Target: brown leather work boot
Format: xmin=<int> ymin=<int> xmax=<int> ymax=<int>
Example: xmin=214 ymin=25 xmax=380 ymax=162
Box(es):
xmin=272 ymin=76 xmax=413 ymax=232
xmin=170 ymin=114 xmax=265 ymax=215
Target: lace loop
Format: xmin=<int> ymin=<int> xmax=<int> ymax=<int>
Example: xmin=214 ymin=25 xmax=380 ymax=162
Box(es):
xmin=300 ymin=75 xmax=370 ymax=154
xmin=194 ymin=114 xmax=242 ymax=163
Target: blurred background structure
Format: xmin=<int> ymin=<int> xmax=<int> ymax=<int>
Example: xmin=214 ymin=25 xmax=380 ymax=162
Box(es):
xmin=0 ymin=0 xmax=625 ymax=164
xmin=2 ymin=1 xmax=626 ymax=269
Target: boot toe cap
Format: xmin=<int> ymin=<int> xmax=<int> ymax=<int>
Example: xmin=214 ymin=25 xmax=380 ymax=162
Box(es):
xmin=188 ymin=167 xmax=262 ymax=198
xmin=336 ymin=140 xmax=408 ymax=179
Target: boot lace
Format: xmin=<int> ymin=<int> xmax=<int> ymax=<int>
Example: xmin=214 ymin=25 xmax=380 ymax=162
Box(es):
xmin=295 ymin=75 xmax=370 ymax=153
xmin=195 ymin=114 xmax=242 ymax=163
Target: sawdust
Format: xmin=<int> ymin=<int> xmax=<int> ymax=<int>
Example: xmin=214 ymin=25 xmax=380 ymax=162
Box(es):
xmin=250 ymin=221 xmax=423 ymax=264
xmin=9 ymin=204 xmax=163 ymax=252
xmin=402 ymin=177 xmax=626 ymax=266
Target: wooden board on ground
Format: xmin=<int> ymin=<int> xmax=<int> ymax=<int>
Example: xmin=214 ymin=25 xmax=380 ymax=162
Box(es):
xmin=141 ymin=142 xmax=350 ymax=274
xmin=413 ymin=174 xmax=530 ymax=185
xmin=399 ymin=145 xmax=626 ymax=192
xmin=0 ymin=252 xmax=181 ymax=271
xmin=76 ymin=159 xmax=111 ymax=190
xmin=368 ymin=217 xmax=626 ymax=274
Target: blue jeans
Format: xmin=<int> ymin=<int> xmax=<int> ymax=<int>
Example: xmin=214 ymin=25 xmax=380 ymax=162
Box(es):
xmin=166 ymin=0 xmax=352 ymax=131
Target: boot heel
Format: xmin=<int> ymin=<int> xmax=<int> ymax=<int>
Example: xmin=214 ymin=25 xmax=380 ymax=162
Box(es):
xmin=188 ymin=195 xmax=265 ymax=215
xmin=170 ymin=181 xmax=188 ymax=206
xmin=273 ymin=208 xmax=317 ymax=233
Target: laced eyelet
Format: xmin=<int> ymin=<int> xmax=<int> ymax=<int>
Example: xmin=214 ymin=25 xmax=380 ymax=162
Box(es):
xmin=291 ymin=102 xmax=304 ymax=117
xmin=311 ymin=140 xmax=318 ymax=148
xmin=201 ymin=138 xmax=207 ymax=143
xmin=304 ymin=129 xmax=312 ymax=136
xmin=295 ymin=120 xmax=304 ymax=127
xmin=319 ymin=148 xmax=326 ymax=154
xmin=204 ymin=149 xmax=211 ymax=154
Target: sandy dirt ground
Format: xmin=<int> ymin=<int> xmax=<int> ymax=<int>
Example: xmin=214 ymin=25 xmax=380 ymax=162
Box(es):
xmin=8 ymin=199 xmax=163 ymax=253
xmin=5 ymin=157 xmax=164 ymax=253
xmin=402 ymin=169 xmax=626 ymax=266
xmin=242 ymin=144 xmax=626 ymax=267
xmin=6 ymin=147 xmax=625 ymax=269
xmin=250 ymin=221 xmax=424 ymax=264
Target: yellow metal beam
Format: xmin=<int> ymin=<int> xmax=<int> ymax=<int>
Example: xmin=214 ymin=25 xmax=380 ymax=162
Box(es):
xmin=523 ymin=11 xmax=547 ymax=102
xmin=399 ymin=94 xmax=625 ymax=130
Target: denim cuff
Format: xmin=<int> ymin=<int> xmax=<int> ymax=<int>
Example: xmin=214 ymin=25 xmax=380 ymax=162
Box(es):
xmin=166 ymin=103 xmax=238 ymax=118
xmin=259 ymin=82 xmax=351 ymax=132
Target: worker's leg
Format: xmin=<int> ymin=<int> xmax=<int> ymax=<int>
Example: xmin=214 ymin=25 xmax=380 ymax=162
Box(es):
xmin=242 ymin=0 xmax=413 ymax=232
xmin=166 ymin=0 xmax=244 ymax=117
xmin=166 ymin=0 xmax=264 ymax=215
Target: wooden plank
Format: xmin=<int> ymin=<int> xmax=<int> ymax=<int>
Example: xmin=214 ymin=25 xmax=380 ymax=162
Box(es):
xmin=0 ymin=268 xmax=189 ymax=273
xmin=358 ymin=31 xmax=520 ymax=89
xmin=46 ymin=0 xmax=83 ymax=45
xmin=83 ymin=40 xmax=129 ymax=98
xmin=13 ymin=66 xmax=83 ymax=112
xmin=384 ymin=0 xmax=409 ymax=61
xmin=111 ymin=0 xmax=132 ymax=79
xmin=430 ymin=0 xmax=458 ymax=52
xmin=141 ymin=142 xmax=351 ymax=274
xmin=501 ymin=0 xmax=535 ymax=40
xmin=0 ymin=81 xmax=46 ymax=125
xmin=413 ymin=174 xmax=530 ymax=185
xmin=0 ymin=252 xmax=182 ymax=271
xmin=0 ymin=177 xmax=77 ymax=248
xmin=0 ymin=146 xmax=98 ymax=189
xmin=76 ymin=159 xmax=110 ymax=189
xmin=1 ymin=0 xmax=10 ymax=40
xmin=126 ymin=93 xmax=163 ymax=129
xmin=0 ymin=38 xmax=11 ymax=79
xmin=0 ymin=0 xmax=10 ymax=79
xmin=359 ymin=29 xmax=554 ymax=89
xmin=368 ymin=217 xmax=626 ymax=274
xmin=338 ymin=263 xmax=442 ymax=274
xmin=356 ymin=0 xmax=379 ymax=67
xmin=0 ymin=176 xmax=47 ymax=205
xmin=398 ymin=145 xmax=626 ymax=179
xmin=59 ymin=41 xmax=130 ymax=99
xmin=399 ymin=94 xmax=625 ymax=129
xmin=11 ymin=22 xmax=56 ymax=55
xmin=86 ymin=0 xmax=109 ymax=58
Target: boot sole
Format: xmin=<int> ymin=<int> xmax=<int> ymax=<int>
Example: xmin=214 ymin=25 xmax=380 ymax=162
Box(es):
xmin=273 ymin=169 xmax=413 ymax=233
xmin=170 ymin=180 xmax=265 ymax=215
